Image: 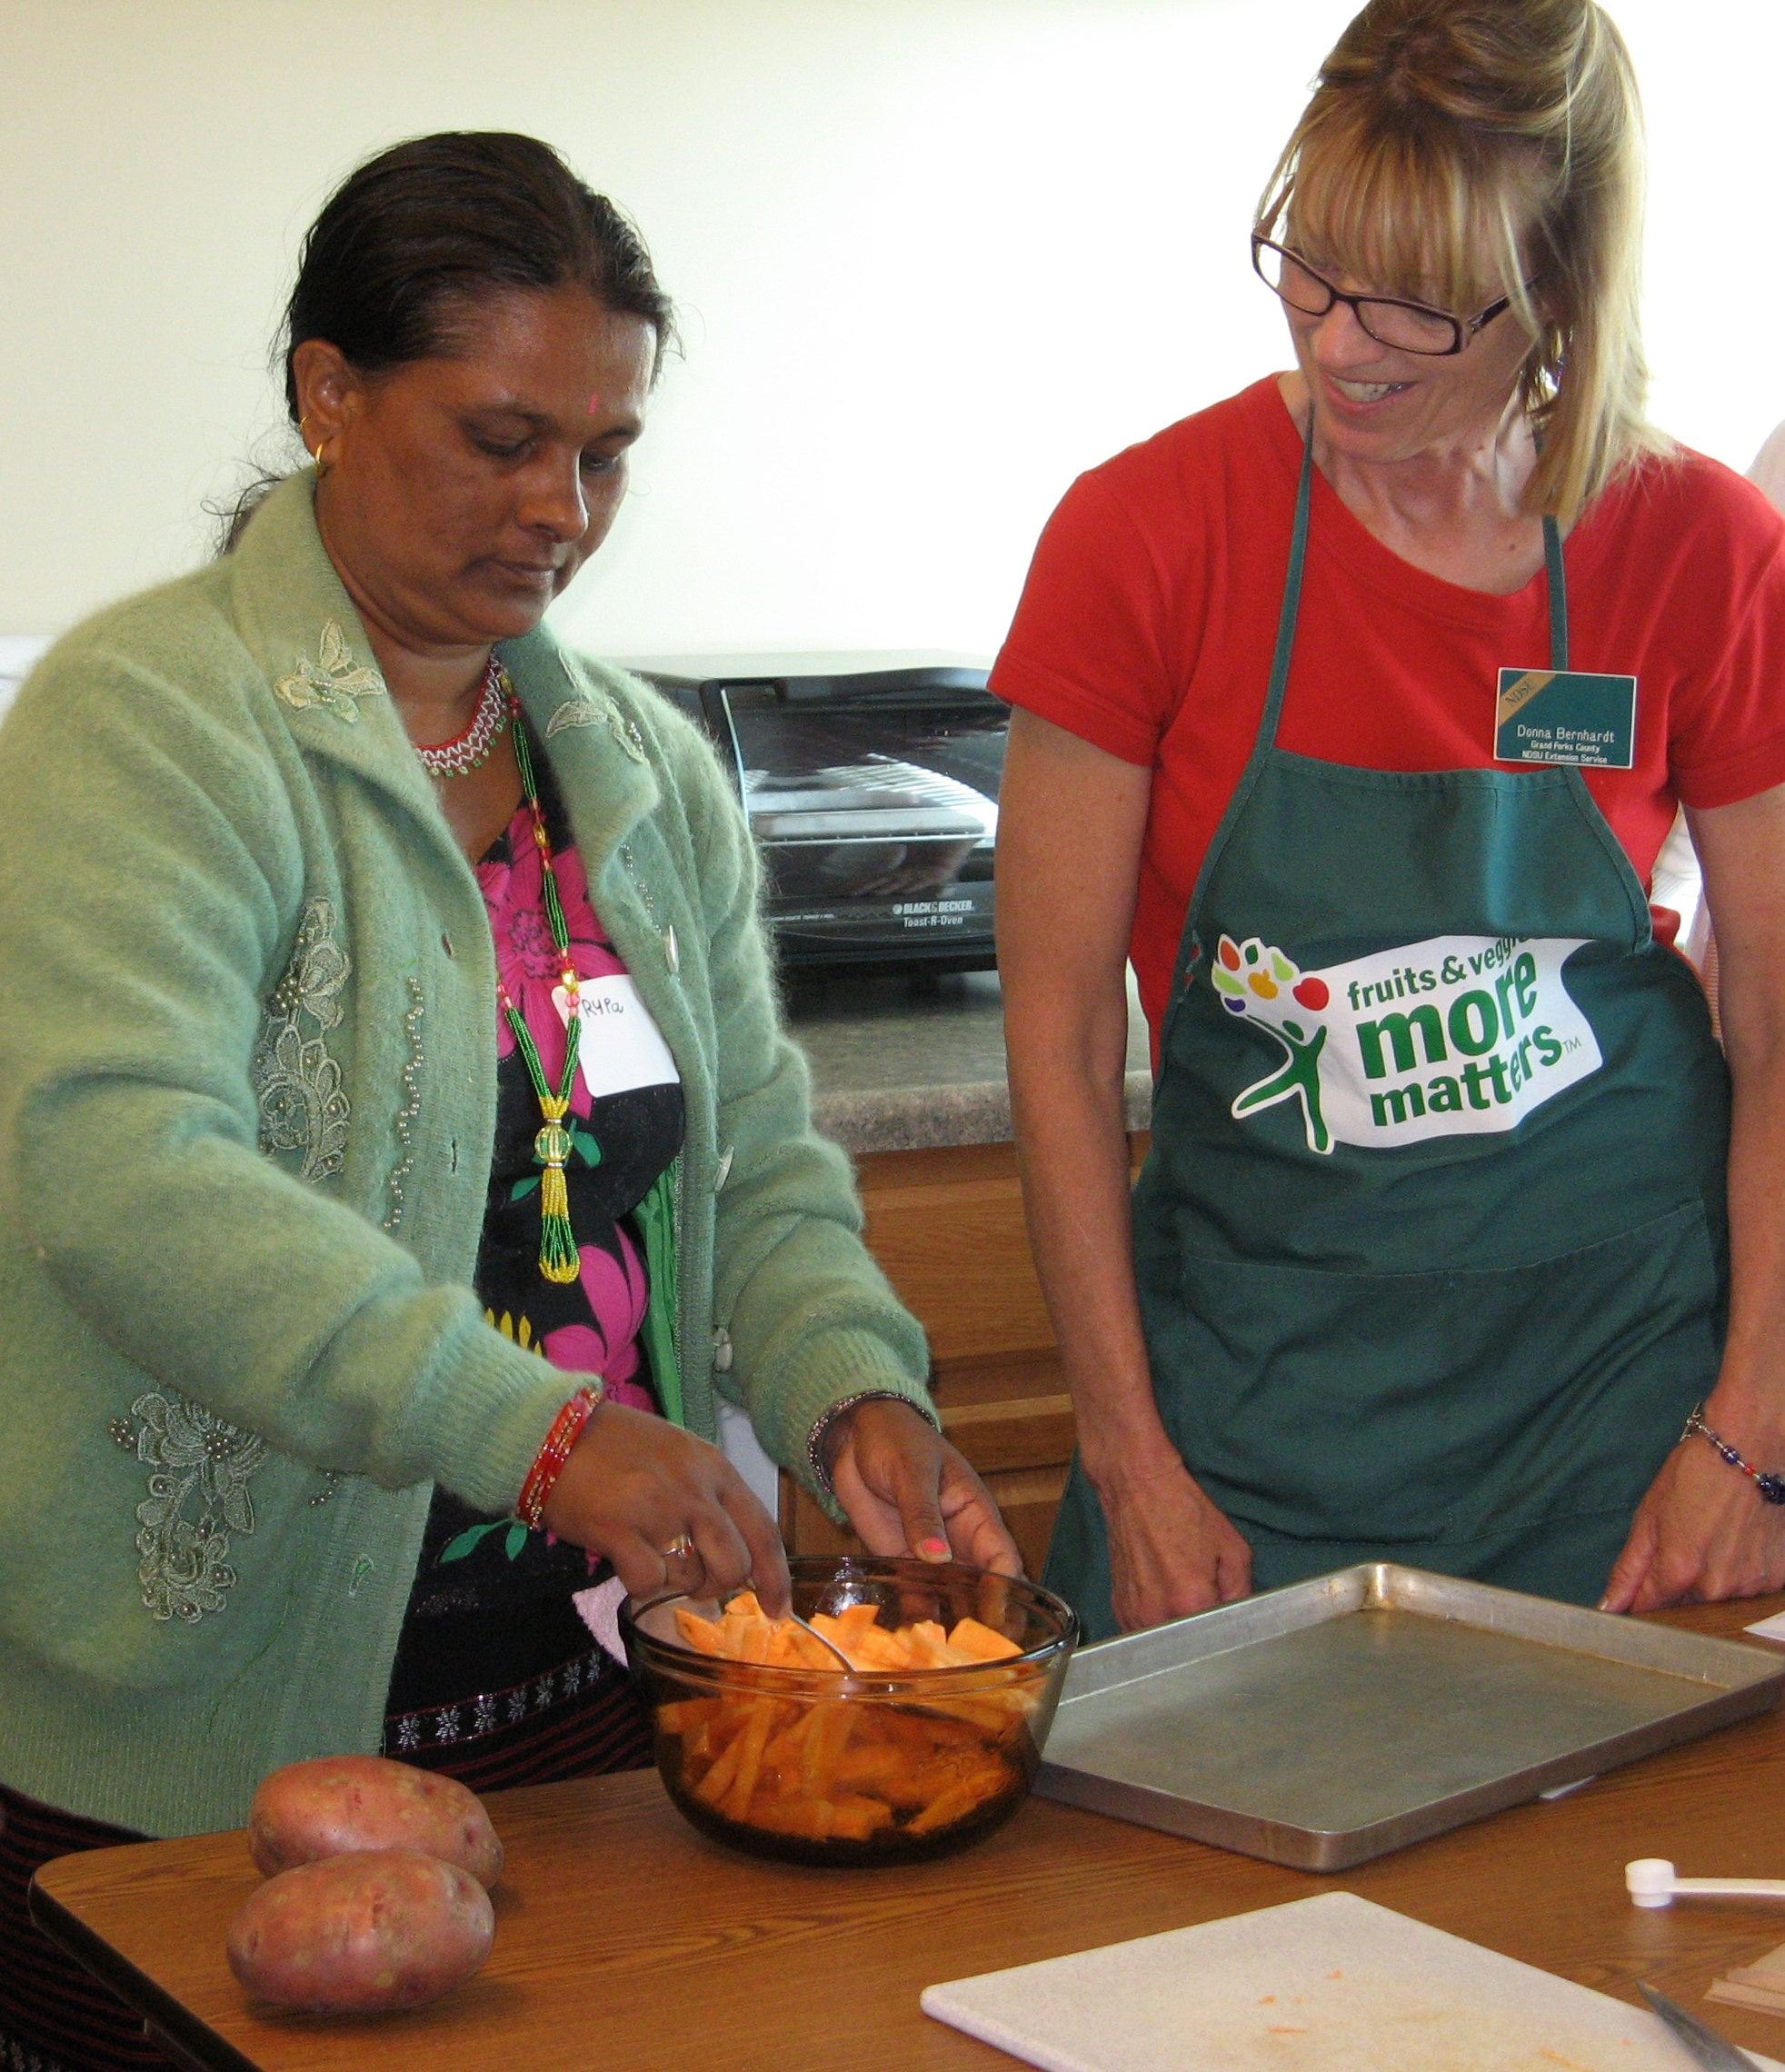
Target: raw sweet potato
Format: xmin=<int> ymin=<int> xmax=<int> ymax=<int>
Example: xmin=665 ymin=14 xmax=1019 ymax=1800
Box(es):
xmin=247 ymin=1754 xmax=504 ymax=1889
xmin=226 ymin=1850 xmax=494 ymax=2015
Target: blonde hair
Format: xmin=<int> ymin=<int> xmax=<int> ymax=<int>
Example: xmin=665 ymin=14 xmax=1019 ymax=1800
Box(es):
xmin=1256 ymin=0 xmax=1670 ymax=525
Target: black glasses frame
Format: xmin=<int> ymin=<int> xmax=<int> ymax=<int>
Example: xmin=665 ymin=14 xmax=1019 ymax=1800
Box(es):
xmin=1250 ymin=234 xmax=1513 ymax=357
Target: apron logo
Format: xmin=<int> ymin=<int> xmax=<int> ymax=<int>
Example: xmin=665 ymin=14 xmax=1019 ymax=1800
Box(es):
xmin=1213 ymin=931 xmax=1603 ymax=1153
xmin=1211 ymin=936 xmax=1333 ymax=1152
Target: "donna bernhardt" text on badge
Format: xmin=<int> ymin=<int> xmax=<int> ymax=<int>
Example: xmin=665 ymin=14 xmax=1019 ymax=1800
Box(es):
xmin=1493 ymin=666 xmax=1638 ymax=770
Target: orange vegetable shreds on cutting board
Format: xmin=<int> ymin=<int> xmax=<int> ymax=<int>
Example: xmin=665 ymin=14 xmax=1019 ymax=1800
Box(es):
xmin=656 ymin=1593 xmax=1035 ymax=1845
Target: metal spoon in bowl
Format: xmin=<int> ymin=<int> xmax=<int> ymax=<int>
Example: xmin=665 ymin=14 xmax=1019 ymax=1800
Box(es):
xmin=678 ymin=1586 xmax=855 ymax=1670
xmin=777 ymin=1609 xmax=854 ymax=1671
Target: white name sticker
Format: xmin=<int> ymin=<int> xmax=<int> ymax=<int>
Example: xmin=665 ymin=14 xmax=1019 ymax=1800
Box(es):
xmin=1211 ymin=931 xmax=1602 ymax=1154
xmin=552 ymin=977 xmax=681 ymax=1101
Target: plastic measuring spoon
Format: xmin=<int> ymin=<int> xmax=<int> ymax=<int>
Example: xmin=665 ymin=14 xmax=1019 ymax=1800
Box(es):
xmin=1628 ymin=1858 xmax=1785 ymax=1908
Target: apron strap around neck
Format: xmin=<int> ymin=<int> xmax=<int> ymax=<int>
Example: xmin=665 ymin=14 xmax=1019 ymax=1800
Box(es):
xmin=1166 ymin=433 xmax=1315 ymax=1002
xmin=1259 ymin=436 xmax=1571 ymax=760
xmin=1542 ymin=512 xmax=1569 ymax=672
xmin=1254 ymin=432 xmax=1316 ymax=755
xmin=1170 ymin=428 xmax=1581 ymax=1011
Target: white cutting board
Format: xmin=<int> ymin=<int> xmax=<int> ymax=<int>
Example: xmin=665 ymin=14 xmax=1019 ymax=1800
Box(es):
xmin=922 ymin=1891 xmax=1784 ymax=2072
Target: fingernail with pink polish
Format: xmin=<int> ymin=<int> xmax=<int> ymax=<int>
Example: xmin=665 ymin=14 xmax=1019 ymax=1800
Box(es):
xmin=920 ymin=1537 xmax=951 ymax=1560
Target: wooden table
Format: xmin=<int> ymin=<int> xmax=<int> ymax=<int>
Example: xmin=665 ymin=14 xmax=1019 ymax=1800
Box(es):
xmin=33 ymin=1595 xmax=1785 ymax=2072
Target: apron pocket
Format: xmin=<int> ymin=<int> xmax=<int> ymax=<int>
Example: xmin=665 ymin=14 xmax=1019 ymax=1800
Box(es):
xmin=1148 ymin=1199 xmax=1720 ymax=1546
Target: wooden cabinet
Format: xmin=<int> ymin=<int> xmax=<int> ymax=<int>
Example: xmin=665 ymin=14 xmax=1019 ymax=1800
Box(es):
xmin=780 ymin=1136 xmax=1146 ymax=1578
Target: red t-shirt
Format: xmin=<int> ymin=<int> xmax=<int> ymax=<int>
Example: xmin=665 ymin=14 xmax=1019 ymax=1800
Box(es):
xmin=991 ymin=376 xmax=1785 ymax=1044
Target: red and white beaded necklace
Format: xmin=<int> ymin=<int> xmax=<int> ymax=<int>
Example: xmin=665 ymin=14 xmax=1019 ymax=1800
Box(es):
xmin=414 ymin=656 xmax=511 ymax=778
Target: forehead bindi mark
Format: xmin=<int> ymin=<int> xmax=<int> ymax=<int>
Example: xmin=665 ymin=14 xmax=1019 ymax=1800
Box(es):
xmin=587 ymin=392 xmax=602 ymax=413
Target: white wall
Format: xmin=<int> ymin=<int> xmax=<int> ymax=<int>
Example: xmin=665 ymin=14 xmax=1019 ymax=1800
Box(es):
xmin=1 ymin=0 xmax=1780 ymax=658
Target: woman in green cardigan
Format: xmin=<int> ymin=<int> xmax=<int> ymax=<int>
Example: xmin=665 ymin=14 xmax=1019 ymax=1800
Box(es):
xmin=0 ymin=132 xmax=1014 ymax=2071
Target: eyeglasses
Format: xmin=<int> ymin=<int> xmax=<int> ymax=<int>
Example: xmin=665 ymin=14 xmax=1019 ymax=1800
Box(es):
xmin=1250 ymin=234 xmax=1515 ymax=357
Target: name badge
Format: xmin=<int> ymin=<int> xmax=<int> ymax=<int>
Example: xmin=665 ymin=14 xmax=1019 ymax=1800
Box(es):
xmin=551 ymin=976 xmax=681 ymax=1100
xmin=1494 ymin=667 xmax=1637 ymax=770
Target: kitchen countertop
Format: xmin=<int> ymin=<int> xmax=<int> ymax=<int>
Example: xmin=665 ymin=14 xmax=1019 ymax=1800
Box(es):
xmin=783 ymin=965 xmax=1154 ymax=1155
xmin=33 ymin=1593 xmax=1785 ymax=2072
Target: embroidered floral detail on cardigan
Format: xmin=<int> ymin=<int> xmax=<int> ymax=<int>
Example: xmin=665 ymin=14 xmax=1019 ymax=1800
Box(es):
xmin=544 ymin=695 xmax=605 ymax=738
xmin=608 ymin=709 xmax=648 ymax=762
xmin=381 ymin=978 xmax=424 ymax=1232
xmin=274 ymin=620 xmax=385 ymax=722
xmin=252 ymin=899 xmax=351 ymax=1184
xmin=123 ymin=1390 xmax=267 ymax=1624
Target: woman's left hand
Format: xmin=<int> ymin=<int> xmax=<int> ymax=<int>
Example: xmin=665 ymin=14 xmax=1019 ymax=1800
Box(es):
xmin=1606 ymin=787 xmax=1785 ymax=1615
xmin=1601 ymin=1424 xmax=1785 ymax=1612
xmin=823 ymin=1399 xmax=1023 ymax=1576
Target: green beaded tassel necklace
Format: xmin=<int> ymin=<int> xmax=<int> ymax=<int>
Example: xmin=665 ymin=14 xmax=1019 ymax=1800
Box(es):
xmin=497 ymin=674 xmax=588 ymax=1285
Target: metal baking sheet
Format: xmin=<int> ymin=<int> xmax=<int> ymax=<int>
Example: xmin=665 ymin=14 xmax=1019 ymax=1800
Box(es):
xmin=1033 ymin=1562 xmax=1785 ymax=1871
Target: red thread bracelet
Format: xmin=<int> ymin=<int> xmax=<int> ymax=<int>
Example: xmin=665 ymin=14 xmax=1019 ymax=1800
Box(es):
xmin=516 ymin=1387 xmax=600 ymax=1529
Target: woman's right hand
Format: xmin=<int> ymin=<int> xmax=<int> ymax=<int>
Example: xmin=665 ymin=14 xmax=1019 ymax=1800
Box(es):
xmin=1094 ymin=1454 xmax=1252 ymax=1630
xmin=998 ymin=710 xmax=1251 ymax=1636
xmin=540 ymin=1400 xmax=792 ymax=1613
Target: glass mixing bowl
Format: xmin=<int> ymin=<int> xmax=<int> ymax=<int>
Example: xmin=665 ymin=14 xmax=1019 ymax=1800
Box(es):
xmin=623 ymin=1556 xmax=1079 ymax=1867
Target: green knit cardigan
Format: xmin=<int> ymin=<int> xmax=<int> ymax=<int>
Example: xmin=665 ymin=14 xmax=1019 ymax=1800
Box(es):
xmin=0 ymin=474 xmax=932 ymax=1836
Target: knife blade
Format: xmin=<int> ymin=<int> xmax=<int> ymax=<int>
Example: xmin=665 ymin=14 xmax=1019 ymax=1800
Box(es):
xmin=1639 ymin=1981 xmax=1762 ymax=2069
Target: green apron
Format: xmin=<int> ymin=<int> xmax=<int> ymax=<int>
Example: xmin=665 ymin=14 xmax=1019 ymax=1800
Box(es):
xmin=1044 ymin=437 xmax=1730 ymax=1641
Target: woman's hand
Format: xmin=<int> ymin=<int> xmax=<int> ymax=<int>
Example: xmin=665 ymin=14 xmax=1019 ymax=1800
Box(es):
xmin=1610 ymin=788 xmax=1785 ymax=1614
xmin=1601 ymin=1422 xmax=1785 ymax=1612
xmin=998 ymin=711 xmax=1224 ymax=1631
xmin=541 ymin=1399 xmax=792 ymax=1613
xmin=823 ymin=1399 xmax=1022 ymax=1576
xmin=1096 ymin=1453 xmax=1252 ymax=1629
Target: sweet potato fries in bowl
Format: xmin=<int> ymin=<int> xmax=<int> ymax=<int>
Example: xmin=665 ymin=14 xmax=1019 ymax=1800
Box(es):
xmin=622 ymin=1557 xmax=1078 ymax=1866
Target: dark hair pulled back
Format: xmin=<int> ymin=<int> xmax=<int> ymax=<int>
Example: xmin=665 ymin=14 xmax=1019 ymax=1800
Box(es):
xmin=214 ymin=132 xmax=673 ymax=547
xmin=282 ymin=130 xmax=675 ymax=417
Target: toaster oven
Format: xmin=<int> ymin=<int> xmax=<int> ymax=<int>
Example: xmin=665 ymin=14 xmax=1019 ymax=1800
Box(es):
xmin=629 ymin=653 xmax=1004 ymax=973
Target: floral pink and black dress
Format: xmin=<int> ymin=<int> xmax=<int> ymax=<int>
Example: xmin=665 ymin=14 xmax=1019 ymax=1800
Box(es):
xmin=382 ymin=753 xmax=684 ymax=1788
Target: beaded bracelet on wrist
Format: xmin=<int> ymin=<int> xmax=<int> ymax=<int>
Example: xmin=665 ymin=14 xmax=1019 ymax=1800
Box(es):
xmin=1680 ymin=1404 xmax=1785 ymax=1506
xmin=805 ymin=1390 xmax=942 ymax=1498
xmin=516 ymin=1387 xmax=601 ymax=1529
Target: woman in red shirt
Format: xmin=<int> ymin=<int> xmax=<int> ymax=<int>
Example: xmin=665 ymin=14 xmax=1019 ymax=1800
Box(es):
xmin=994 ymin=0 xmax=1785 ymax=1639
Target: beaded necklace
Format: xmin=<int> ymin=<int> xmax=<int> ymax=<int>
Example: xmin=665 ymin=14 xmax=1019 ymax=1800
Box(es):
xmin=415 ymin=657 xmax=511 ymax=777
xmin=495 ymin=672 xmax=590 ymax=1284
